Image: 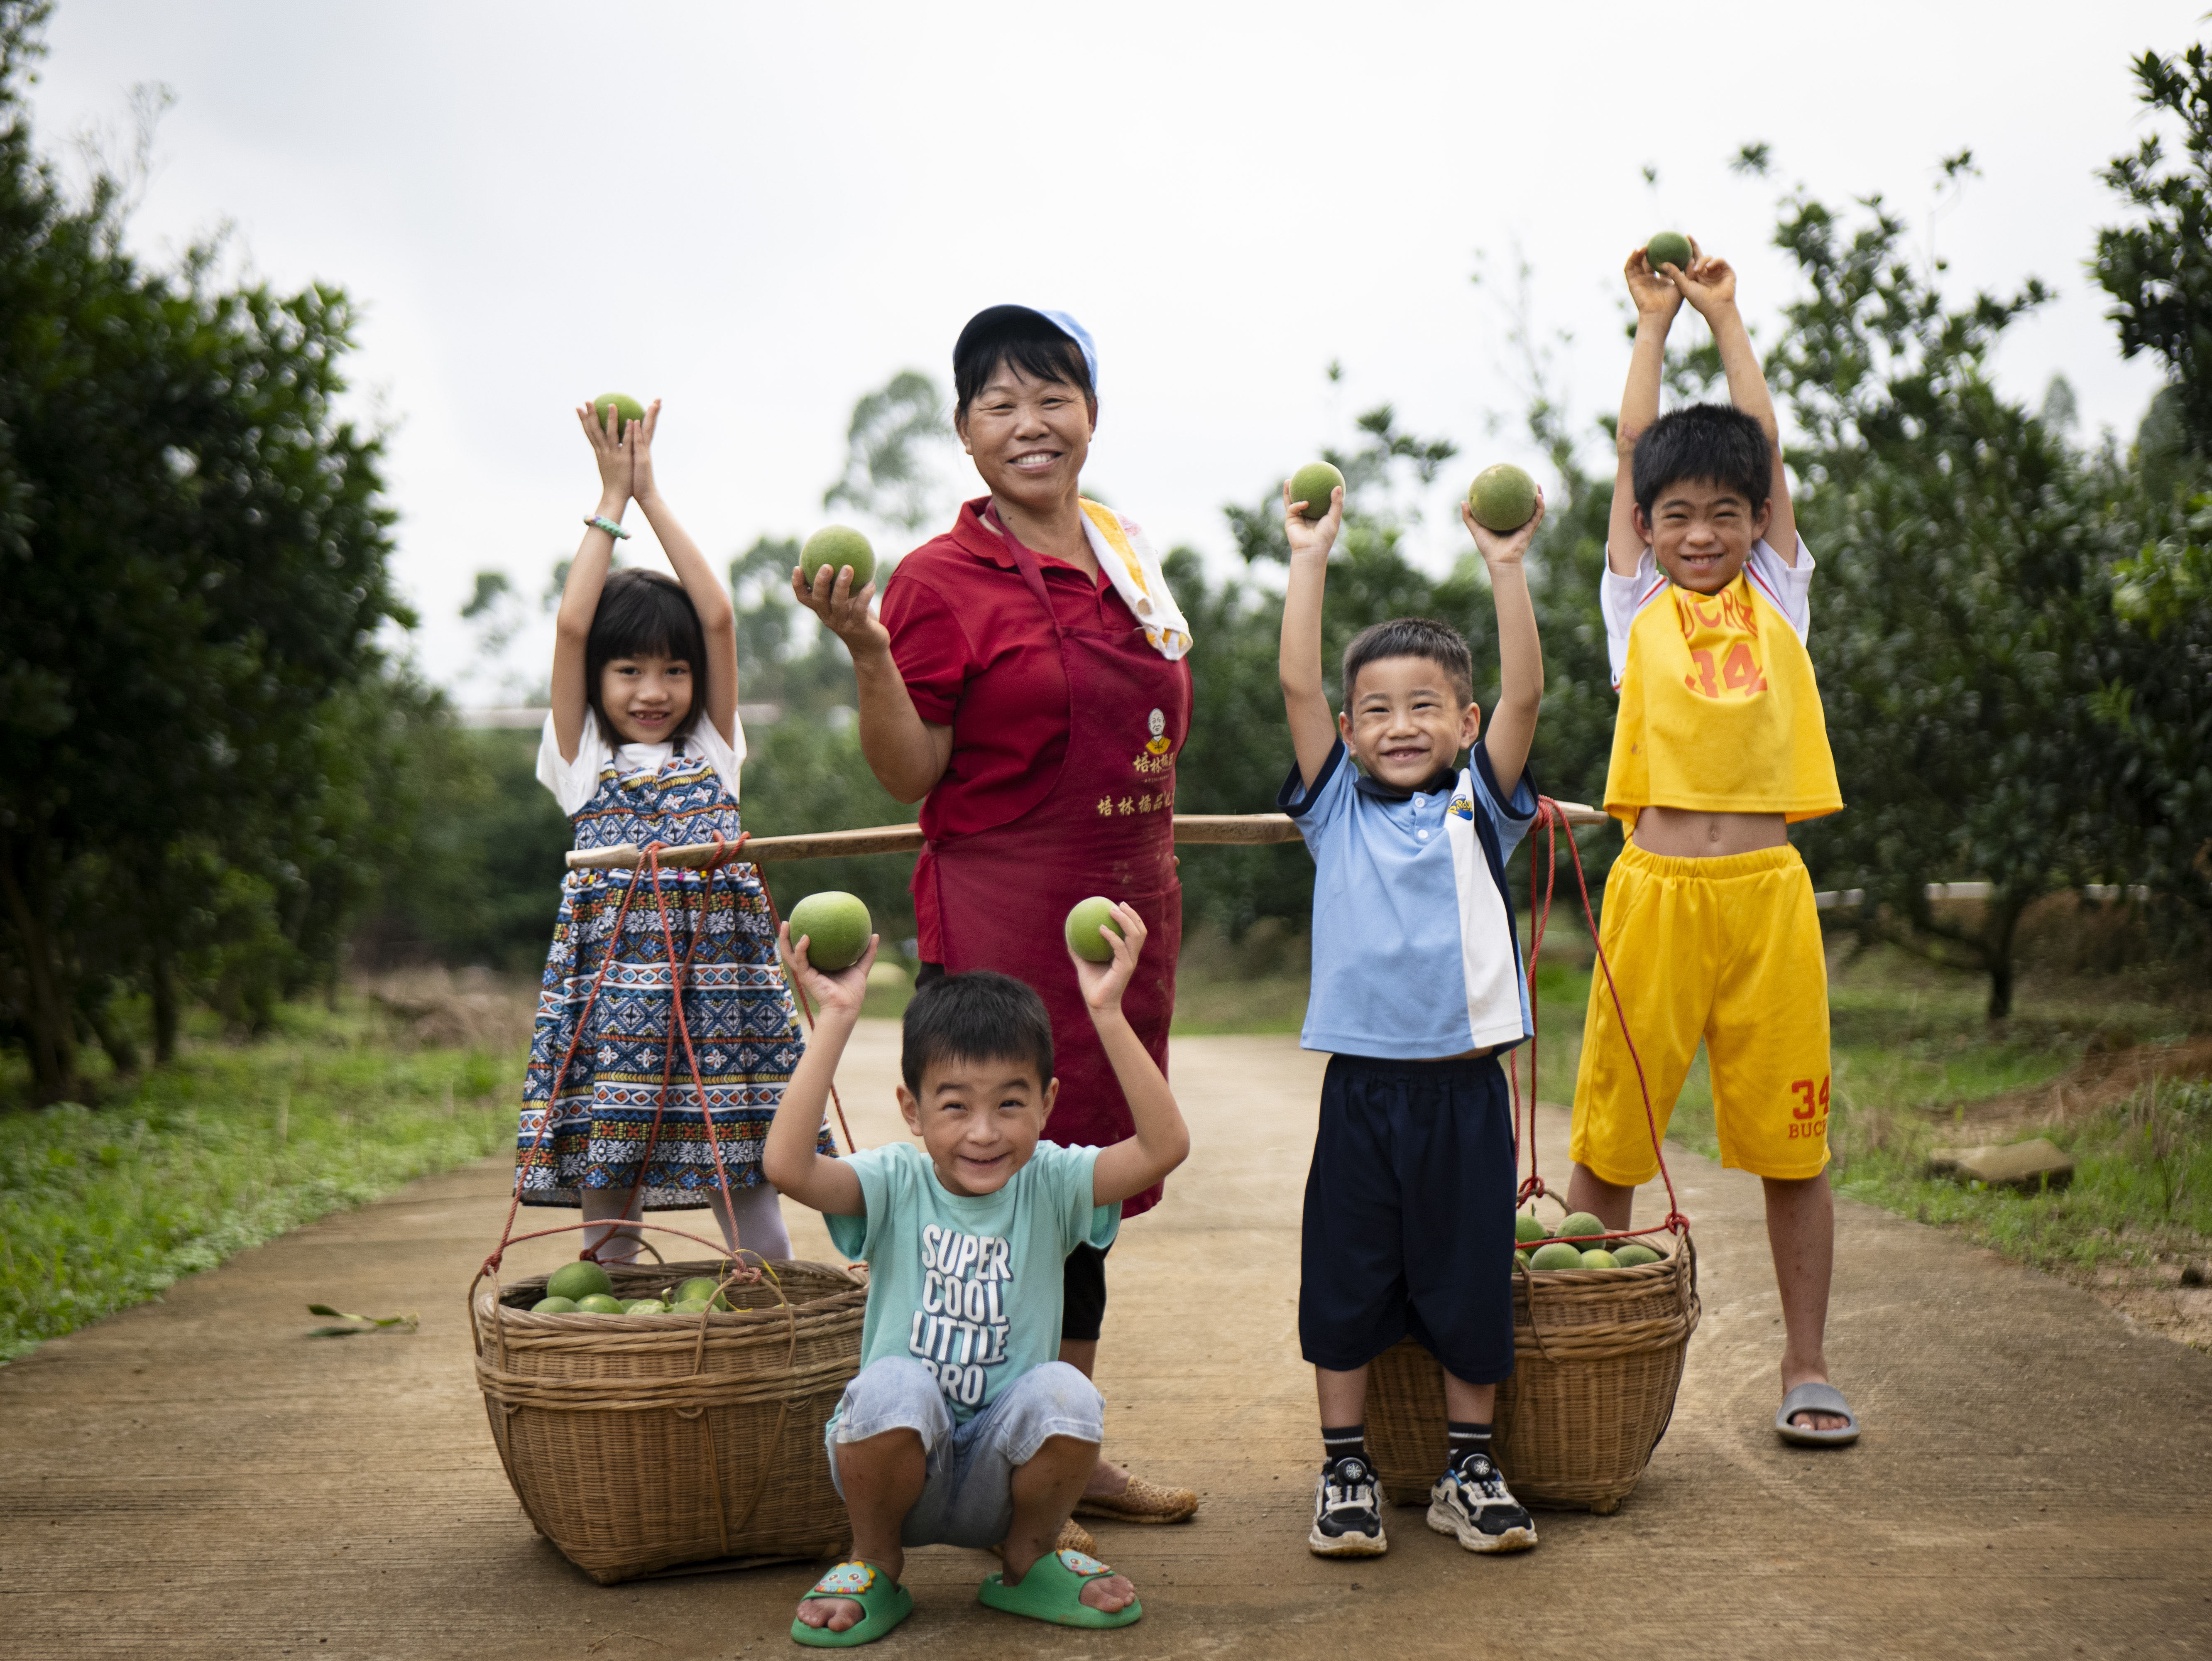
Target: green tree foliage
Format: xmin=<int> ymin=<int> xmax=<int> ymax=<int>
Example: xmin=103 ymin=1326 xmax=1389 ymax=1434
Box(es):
xmin=1766 ymin=188 xmax=2130 ymax=1017
xmin=0 ymin=5 xmax=411 ymax=1097
xmin=2095 ymin=42 xmax=2212 ymax=458
xmin=822 ymin=369 xmax=953 ymax=534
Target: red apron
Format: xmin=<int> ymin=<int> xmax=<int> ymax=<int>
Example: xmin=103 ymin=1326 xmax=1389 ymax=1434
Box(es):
xmin=918 ymin=529 xmax=1189 ymax=1219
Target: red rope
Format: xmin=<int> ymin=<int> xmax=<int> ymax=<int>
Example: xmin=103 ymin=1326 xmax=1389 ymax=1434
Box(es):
xmin=491 ymin=829 xmax=854 ymax=1279
xmin=1511 ymin=799 xmax=1686 ymax=1245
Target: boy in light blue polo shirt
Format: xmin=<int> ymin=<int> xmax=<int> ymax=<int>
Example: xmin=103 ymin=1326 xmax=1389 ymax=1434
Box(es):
xmin=1275 ymin=470 xmax=1548 ymax=1563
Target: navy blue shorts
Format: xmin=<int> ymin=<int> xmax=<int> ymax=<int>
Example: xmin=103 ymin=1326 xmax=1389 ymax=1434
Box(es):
xmin=1299 ymin=1052 xmax=1516 ymax=1384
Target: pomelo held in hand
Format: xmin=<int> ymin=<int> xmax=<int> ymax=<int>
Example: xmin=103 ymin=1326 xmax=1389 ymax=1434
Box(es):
xmin=800 ymin=525 xmax=877 ymax=590
xmin=1289 ymin=461 xmax=1344 ymax=522
xmin=1466 ymin=463 xmax=1539 ymax=533
xmin=1513 ymin=1211 xmax=1551 ymax=1245
xmin=1528 ymin=1241 xmax=1584 ymax=1271
xmin=1554 ymin=1210 xmax=1607 ymax=1242
xmin=546 ymin=1260 xmax=615 ymax=1303
xmin=1064 ymin=896 xmax=1128 ymax=963
xmin=789 ymin=891 xmax=873 ymax=973
xmin=591 ymin=392 xmax=645 ymax=432
xmin=1644 ymin=231 xmax=1692 ymax=273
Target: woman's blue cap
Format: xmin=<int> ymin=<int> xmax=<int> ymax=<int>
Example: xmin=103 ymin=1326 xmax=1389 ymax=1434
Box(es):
xmin=963 ymin=304 xmax=1099 ymax=394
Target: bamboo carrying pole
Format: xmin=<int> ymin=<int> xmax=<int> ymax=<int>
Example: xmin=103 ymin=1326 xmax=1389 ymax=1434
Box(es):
xmin=564 ymin=805 xmax=1611 ymax=870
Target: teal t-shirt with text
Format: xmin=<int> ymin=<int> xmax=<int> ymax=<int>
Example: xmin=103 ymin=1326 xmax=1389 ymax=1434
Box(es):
xmin=825 ymin=1140 xmax=1120 ymax=1425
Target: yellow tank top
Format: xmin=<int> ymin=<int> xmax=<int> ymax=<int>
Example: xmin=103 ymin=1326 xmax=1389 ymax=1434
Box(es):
xmin=1603 ymin=571 xmax=1842 ymax=828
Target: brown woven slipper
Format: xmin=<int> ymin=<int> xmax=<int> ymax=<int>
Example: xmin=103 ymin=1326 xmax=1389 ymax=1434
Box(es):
xmin=987 ymin=1516 xmax=1096 ymax=1560
xmin=1073 ymin=1474 xmax=1200 ymax=1525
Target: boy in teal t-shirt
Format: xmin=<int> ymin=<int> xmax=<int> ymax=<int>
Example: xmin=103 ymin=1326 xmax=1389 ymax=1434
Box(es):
xmin=765 ymin=902 xmax=1191 ymax=1646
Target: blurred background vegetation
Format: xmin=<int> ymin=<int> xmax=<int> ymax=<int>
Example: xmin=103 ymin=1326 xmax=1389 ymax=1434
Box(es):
xmin=3 ymin=7 xmax=2211 ymax=1348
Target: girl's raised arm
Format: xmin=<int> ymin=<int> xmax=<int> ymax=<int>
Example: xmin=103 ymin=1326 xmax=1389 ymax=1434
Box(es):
xmin=552 ymin=405 xmax=636 ymax=764
xmin=629 ymin=402 xmax=741 ymax=748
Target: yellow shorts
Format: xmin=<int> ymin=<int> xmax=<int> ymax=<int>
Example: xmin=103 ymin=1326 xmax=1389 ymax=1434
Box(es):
xmin=1568 ymin=842 xmax=1831 ymax=1185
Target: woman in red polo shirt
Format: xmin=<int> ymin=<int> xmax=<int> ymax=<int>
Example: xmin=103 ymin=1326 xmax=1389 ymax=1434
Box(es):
xmin=793 ymin=305 xmax=1198 ymax=1530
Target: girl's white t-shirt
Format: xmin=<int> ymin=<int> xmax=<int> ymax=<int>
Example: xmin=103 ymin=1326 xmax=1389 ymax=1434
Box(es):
xmin=535 ymin=708 xmax=746 ymax=818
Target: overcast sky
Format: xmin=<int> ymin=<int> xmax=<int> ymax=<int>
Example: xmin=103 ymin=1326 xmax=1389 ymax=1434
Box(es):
xmin=32 ymin=1 xmax=2198 ymax=702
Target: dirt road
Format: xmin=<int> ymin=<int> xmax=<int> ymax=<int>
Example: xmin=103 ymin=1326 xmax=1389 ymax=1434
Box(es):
xmin=4 ymin=1027 xmax=2207 ymax=1659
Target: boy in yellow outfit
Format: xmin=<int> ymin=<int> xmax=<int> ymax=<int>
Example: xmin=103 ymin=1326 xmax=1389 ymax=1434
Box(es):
xmin=1567 ymin=240 xmax=1857 ymax=1446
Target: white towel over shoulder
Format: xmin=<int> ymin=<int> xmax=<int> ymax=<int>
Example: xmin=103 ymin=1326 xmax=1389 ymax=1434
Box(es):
xmin=1079 ymin=499 xmax=1193 ymax=660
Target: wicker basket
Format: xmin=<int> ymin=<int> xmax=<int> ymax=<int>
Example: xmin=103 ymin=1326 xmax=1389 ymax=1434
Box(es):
xmin=471 ymin=1257 xmax=866 ymax=1583
xmin=1366 ymin=1234 xmax=1699 ymax=1514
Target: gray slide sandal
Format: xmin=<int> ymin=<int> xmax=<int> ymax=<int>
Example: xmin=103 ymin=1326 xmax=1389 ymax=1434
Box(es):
xmin=1775 ymin=1382 xmax=1860 ymax=1447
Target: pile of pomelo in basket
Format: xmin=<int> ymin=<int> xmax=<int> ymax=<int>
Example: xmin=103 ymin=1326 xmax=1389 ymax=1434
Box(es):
xmin=472 ymin=1251 xmax=868 ymax=1584
xmin=1365 ymin=1201 xmax=1700 ymax=1515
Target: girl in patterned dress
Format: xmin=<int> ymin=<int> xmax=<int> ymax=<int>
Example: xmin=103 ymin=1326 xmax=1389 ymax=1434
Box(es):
xmin=516 ymin=397 xmax=824 ymax=1264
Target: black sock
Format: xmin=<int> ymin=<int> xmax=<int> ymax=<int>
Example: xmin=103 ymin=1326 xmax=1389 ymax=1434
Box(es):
xmin=1321 ymin=1424 xmax=1368 ymax=1470
xmin=1447 ymin=1421 xmax=1493 ymax=1472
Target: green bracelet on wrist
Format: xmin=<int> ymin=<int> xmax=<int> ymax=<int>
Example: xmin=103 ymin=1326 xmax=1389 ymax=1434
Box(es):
xmin=585 ymin=514 xmax=631 ymax=540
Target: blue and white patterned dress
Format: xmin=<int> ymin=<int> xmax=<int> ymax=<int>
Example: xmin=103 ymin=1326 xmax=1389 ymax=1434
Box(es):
xmin=516 ymin=742 xmax=827 ymax=1208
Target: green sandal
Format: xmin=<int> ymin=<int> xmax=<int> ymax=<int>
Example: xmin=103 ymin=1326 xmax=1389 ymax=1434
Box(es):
xmin=978 ymin=1547 xmax=1143 ymax=1629
xmin=790 ymin=1561 xmax=913 ymax=1648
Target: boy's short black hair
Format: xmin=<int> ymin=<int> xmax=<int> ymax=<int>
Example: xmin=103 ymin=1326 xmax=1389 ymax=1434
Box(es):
xmin=1341 ymin=617 xmax=1475 ymax=707
xmin=900 ymin=970 xmax=1055 ymax=1095
xmin=953 ymin=306 xmax=1094 ymax=418
xmin=1631 ymin=402 xmax=1772 ymax=516
xmin=585 ymin=568 xmax=709 ymax=744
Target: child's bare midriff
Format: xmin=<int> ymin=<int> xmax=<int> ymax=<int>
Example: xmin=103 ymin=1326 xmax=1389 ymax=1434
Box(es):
xmin=1632 ymin=806 xmax=1787 ymax=858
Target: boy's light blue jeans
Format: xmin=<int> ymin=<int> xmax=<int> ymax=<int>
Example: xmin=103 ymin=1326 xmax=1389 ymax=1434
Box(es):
xmin=825 ymin=1357 xmax=1105 ymax=1548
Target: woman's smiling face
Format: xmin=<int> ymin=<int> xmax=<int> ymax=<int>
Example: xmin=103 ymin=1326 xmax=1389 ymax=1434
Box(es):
xmin=956 ymin=359 xmax=1095 ymax=511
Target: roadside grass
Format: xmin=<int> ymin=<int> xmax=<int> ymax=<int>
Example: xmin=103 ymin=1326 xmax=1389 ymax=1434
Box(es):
xmin=0 ymin=992 xmax=526 ymax=1364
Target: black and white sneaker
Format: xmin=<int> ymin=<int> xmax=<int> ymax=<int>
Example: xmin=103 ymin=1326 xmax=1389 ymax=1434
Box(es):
xmin=1427 ymin=1453 xmax=1537 ymax=1553
xmin=1308 ymin=1455 xmax=1387 ymax=1557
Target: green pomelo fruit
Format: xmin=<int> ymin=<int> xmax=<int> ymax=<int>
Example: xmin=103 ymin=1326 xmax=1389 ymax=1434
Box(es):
xmin=574 ymin=1293 xmax=624 ymax=1314
xmin=1514 ymin=1249 xmax=1532 ymax=1272
xmin=1288 ymin=461 xmax=1344 ymax=522
xmin=1064 ymin=895 xmax=1126 ymax=963
xmin=591 ymin=391 xmax=645 ymax=431
xmin=627 ymin=1298 xmax=669 ymax=1315
xmin=673 ymin=1276 xmax=730 ymax=1310
xmin=800 ymin=525 xmax=877 ymax=590
xmin=1528 ymin=1241 xmax=1584 ymax=1271
xmin=789 ymin=890 xmax=872 ymax=972
xmin=530 ymin=1295 xmax=578 ymax=1314
xmin=1466 ymin=463 xmax=1539 ymax=532
xmin=1579 ymin=1248 xmax=1620 ymax=1269
xmin=617 ymin=1298 xmax=647 ymax=1313
xmin=673 ymin=1297 xmax=714 ymax=1314
xmin=1613 ymin=1242 xmax=1661 ymax=1268
xmin=1513 ymin=1212 xmax=1551 ymax=1244
xmin=546 ymin=1260 xmax=615 ymax=1302
xmin=1645 ymin=231 xmax=1692 ymax=273
xmin=1554 ymin=1211 xmax=1606 ymax=1242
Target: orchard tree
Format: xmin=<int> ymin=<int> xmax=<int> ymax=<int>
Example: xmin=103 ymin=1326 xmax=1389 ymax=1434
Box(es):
xmin=1767 ymin=185 xmax=2124 ymax=1018
xmin=2095 ymin=41 xmax=2212 ymax=461
xmin=0 ymin=4 xmax=410 ymax=1097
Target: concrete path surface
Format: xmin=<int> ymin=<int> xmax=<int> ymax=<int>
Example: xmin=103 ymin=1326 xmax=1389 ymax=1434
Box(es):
xmin=4 ymin=1027 xmax=2208 ymax=1660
